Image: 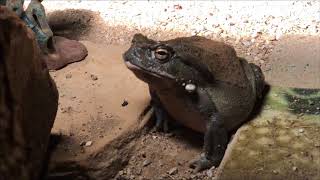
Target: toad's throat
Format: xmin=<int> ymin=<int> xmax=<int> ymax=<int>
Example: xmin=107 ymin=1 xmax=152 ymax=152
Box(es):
xmin=125 ymin=61 xmax=175 ymax=79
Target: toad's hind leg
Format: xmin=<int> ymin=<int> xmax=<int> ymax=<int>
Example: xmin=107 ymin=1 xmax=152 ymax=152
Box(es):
xmin=149 ymin=88 xmax=169 ymax=132
xmin=189 ymin=114 xmax=228 ymax=172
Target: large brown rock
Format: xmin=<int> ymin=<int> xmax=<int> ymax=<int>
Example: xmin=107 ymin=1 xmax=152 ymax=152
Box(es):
xmin=0 ymin=6 xmax=59 ymax=180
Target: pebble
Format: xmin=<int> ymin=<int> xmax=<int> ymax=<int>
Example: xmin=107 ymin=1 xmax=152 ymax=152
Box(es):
xmin=66 ymin=74 xmax=72 ymax=79
xmin=206 ymin=170 xmax=213 ymax=177
xmin=168 ymin=167 xmax=178 ymax=175
xmin=241 ymin=41 xmax=251 ymax=47
xmin=118 ymin=170 xmax=124 ymax=176
xmin=142 ymin=160 xmax=152 ymax=167
xmin=85 ymin=141 xmax=93 ymax=147
xmin=298 ymin=129 xmax=304 ymax=133
xmin=185 ymin=83 xmax=196 ymax=93
xmin=80 ymin=141 xmax=86 ymax=146
xmin=206 ymin=166 xmax=216 ymax=177
xmin=90 ymin=74 xmax=98 ymax=81
xmin=121 ymin=100 xmax=129 ymax=107
xmin=173 ymin=4 xmax=182 ymax=10
xmin=136 ymin=168 xmax=142 ymax=175
xmin=292 ymin=166 xmax=298 ymax=171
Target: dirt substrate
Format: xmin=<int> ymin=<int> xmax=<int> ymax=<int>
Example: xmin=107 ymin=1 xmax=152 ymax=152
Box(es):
xmin=43 ymin=4 xmax=320 ymax=180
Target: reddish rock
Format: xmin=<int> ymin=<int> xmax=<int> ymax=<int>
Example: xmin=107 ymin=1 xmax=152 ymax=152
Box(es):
xmin=44 ymin=36 xmax=88 ymax=70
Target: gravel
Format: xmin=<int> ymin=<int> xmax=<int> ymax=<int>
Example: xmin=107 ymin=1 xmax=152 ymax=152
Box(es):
xmin=41 ymin=0 xmax=320 ymax=39
xmin=35 ymin=0 xmax=320 ymax=71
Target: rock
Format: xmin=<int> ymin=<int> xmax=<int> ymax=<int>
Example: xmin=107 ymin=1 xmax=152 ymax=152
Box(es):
xmin=173 ymin=4 xmax=182 ymax=10
xmin=206 ymin=166 xmax=216 ymax=177
xmin=66 ymin=74 xmax=72 ymax=79
xmin=122 ymin=100 xmax=129 ymax=107
xmin=119 ymin=170 xmax=124 ymax=176
xmin=142 ymin=160 xmax=152 ymax=167
xmin=168 ymin=167 xmax=178 ymax=175
xmin=135 ymin=168 xmax=142 ymax=175
xmin=44 ymin=36 xmax=88 ymax=70
xmin=207 ymin=169 xmax=213 ymax=177
xmin=241 ymin=41 xmax=251 ymax=47
xmin=90 ymin=74 xmax=98 ymax=81
xmin=80 ymin=141 xmax=86 ymax=146
xmin=85 ymin=141 xmax=93 ymax=147
xmin=0 ymin=7 xmax=58 ymax=180
xmin=292 ymin=166 xmax=298 ymax=171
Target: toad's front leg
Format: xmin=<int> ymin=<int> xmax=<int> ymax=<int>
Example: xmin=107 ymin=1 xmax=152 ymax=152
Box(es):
xmin=188 ymin=88 xmax=229 ymax=172
xmin=149 ymin=87 xmax=169 ymax=132
xmin=189 ymin=113 xmax=228 ymax=172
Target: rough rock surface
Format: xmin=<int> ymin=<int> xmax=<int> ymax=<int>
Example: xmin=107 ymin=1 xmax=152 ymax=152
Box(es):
xmin=217 ymin=87 xmax=320 ymax=180
xmin=0 ymin=7 xmax=59 ymax=180
xmin=44 ymin=36 xmax=88 ymax=70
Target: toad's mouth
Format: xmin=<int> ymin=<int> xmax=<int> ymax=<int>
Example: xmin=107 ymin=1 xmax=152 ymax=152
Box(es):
xmin=125 ymin=61 xmax=175 ymax=80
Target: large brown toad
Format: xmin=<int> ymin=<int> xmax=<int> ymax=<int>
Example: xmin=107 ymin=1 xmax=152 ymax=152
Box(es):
xmin=123 ymin=34 xmax=265 ymax=172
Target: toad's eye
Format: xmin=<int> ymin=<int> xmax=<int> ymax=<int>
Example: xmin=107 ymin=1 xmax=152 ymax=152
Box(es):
xmin=154 ymin=47 xmax=170 ymax=62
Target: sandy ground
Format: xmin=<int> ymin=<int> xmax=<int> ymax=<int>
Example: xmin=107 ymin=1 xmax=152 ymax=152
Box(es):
xmin=49 ymin=40 xmax=151 ymax=160
xmin=40 ymin=1 xmax=320 ymax=180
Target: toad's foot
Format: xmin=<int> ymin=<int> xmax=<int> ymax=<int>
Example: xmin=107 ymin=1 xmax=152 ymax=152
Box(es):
xmin=151 ymin=104 xmax=169 ymax=133
xmin=189 ymin=154 xmax=218 ymax=172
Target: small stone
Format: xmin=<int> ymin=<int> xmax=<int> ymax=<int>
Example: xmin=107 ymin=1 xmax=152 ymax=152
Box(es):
xmin=206 ymin=170 xmax=213 ymax=177
xmin=119 ymin=170 xmax=124 ymax=176
xmin=251 ymin=31 xmax=262 ymax=38
xmin=298 ymin=129 xmax=304 ymax=133
xmin=185 ymin=83 xmax=196 ymax=93
xmin=292 ymin=166 xmax=298 ymax=171
xmin=80 ymin=141 xmax=86 ymax=146
xmin=66 ymin=74 xmax=72 ymax=79
xmin=127 ymin=168 xmax=132 ymax=175
xmin=142 ymin=160 xmax=152 ymax=167
xmin=242 ymin=41 xmax=251 ymax=47
xmin=90 ymin=74 xmax=98 ymax=81
xmin=272 ymin=170 xmax=278 ymax=174
xmin=85 ymin=141 xmax=93 ymax=147
xmin=141 ymin=151 xmax=147 ymax=158
xmin=268 ymin=35 xmax=277 ymax=41
xmin=122 ymin=100 xmax=129 ymax=107
xmin=168 ymin=167 xmax=178 ymax=175
xmin=136 ymin=168 xmax=142 ymax=175
xmin=254 ymin=56 xmax=260 ymax=61
xmin=173 ymin=4 xmax=182 ymax=10
xmin=275 ymin=32 xmax=282 ymax=40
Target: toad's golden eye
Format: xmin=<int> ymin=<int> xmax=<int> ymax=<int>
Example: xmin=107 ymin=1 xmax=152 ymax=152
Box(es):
xmin=154 ymin=48 xmax=169 ymax=61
